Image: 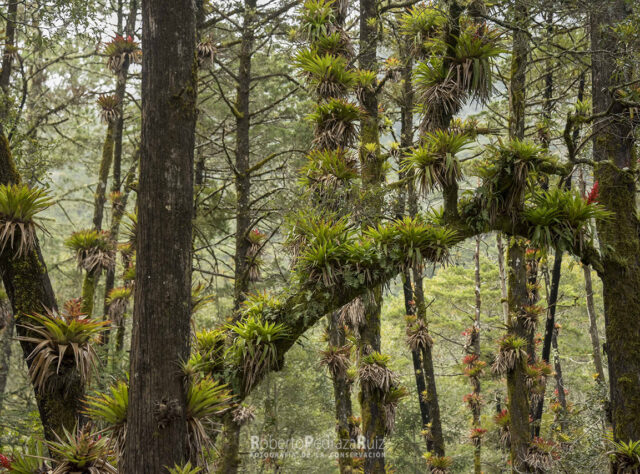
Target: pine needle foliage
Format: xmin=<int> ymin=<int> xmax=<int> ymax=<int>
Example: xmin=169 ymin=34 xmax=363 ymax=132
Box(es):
xmin=18 ymin=308 xmax=108 ymax=392
xmin=0 ymin=184 xmax=51 ymax=258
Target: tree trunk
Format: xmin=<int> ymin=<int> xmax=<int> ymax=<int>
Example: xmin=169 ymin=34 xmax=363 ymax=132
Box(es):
xmin=590 ymin=0 xmax=640 ymax=447
xmin=0 ymin=297 xmax=13 ymax=415
xmin=583 ymin=265 xmax=605 ymax=382
xmin=496 ymin=233 xmax=509 ymax=324
xmin=122 ymin=0 xmax=197 ymax=470
xmin=358 ymin=1 xmax=386 ymax=471
xmin=506 ymin=241 xmax=531 ymax=472
xmin=92 ymin=122 xmax=115 ymax=231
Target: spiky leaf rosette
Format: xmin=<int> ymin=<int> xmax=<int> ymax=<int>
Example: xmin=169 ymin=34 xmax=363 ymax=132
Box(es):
xmin=245 ymin=229 xmax=266 ymax=282
xmin=469 ymin=427 xmax=487 ymax=447
xmin=18 ymin=307 xmax=108 ymax=391
xmin=313 ymin=31 xmax=354 ymax=58
xmin=383 ymin=385 xmax=408 ymax=434
xmin=183 ymin=328 xmax=226 ymax=377
xmin=358 ymin=352 xmax=397 ymax=394
xmin=319 ymin=344 xmax=351 ymax=377
xmin=525 ymin=361 xmax=552 ymax=406
xmin=105 ymin=286 xmax=132 ymax=318
xmin=524 ymin=188 xmax=610 ymax=252
xmin=65 ymin=229 xmax=116 ymax=273
xmin=308 ymin=99 xmax=361 ymax=149
xmin=494 ymin=408 xmax=511 ymax=448
xmin=4 ymin=439 xmax=49 ymax=473
xmin=474 ymin=139 xmax=559 ymax=222
xmin=399 ymin=3 xmax=445 ymax=57
xmin=298 ymin=0 xmax=336 ymax=42
xmin=424 ymin=453 xmax=453 ymax=474
xmin=452 ymin=24 xmax=503 ymax=103
xmin=83 ymin=379 xmax=128 ymax=455
xmin=365 ymin=217 xmax=456 ymax=270
xmin=414 ymin=59 xmax=463 ymax=130
xmin=191 ymin=282 xmax=215 ymax=314
xmin=103 ymin=35 xmax=141 ymax=74
xmin=96 ymin=94 xmax=120 ymax=123
xmin=0 ymin=184 xmax=51 ymax=258
xmin=299 ymin=148 xmax=359 ymax=189
xmin=168 ymin=462 xmax=202 ymax=474
xmin=47 ymin=425 xmax=117 ymax=474
xmin=227 ymin=316 xmax=290 ymax=392
xmin=186 ymin=377 xmax=233 ymax=460
xmin=296 ymin=216 xmax=354 ymax=286
xmin=337 ymin=296 xmax=365 ymax=335
xmin=232 ymin=404 xmax=257 ymax=426
xmin=525 ymin=437 xmax=557 ymax=471
xmin=492 ymin=335 xmax=527 ymax=375
xmin=606 ymin=436 xmax=640 ymax=471
xmin=404 ymin=130 xmax=471 ymax=192
xmin=296 ymin=50 xmax=355 ymax=98
xmin=406 ymin=318 xmax=433 ymax=352
xmin=197 ymin=37 xmax=216 ymax=67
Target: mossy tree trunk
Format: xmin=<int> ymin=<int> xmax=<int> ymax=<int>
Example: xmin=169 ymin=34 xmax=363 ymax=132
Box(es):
xmin=506 ymin=240 xmax=531 ymax=471
xmin=0 ymin=296 xmax=13 ymax=415
xmin=357 ymin=1 xmax=387 ymax=471
xmin=122 ymin=0 xmax=197 ymax=469
xmin=218 ymin=1 xmax=258 ymax=472
xmin=590 ymin=0 xmax=640 ymax=449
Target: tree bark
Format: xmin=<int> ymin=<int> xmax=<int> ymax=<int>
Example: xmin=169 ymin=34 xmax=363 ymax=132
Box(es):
xmin=122 ymin=0 xmax=197 ymax=470
xmin=589 ymin=0 xmax=640 ymax=447
xmin=0 ymin=297 xmax=13 ymax=415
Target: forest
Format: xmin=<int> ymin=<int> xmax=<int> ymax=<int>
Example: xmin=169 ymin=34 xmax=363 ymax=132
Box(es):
xmin=0 ymin=0 xmax=638 ymax=472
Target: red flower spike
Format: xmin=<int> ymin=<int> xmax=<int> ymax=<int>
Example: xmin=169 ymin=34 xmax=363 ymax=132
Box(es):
xmin=586 ymin=181 xmax=599 ymax=204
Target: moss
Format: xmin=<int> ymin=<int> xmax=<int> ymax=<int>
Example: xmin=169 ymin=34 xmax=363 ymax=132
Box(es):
xmin=81 ymin=271 xmax=97 ymax=317
xmin=0 ymin=132 xmax=21 ymax=186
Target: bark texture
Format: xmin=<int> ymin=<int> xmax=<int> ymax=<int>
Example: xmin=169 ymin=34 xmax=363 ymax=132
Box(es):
xmin=122 ymin=0 xmax=197 ymax=470
xmin=590 ymin=0 xmax=640 ymax=447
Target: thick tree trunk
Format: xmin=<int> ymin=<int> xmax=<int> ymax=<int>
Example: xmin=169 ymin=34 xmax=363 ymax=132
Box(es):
xmin=0 ymin=297 xmax=13 ymax=415
xmin=506 ymin=241 xmax=531 ymax=471
xmin=590 ymin=0 xmax=640 ymax=447
xmin=496 ymin=233 xmax=509 ymax=324
xmin=122 ymin=0 xmax=197 ymax=470
xmin=505 ymin=1 xmax=531 ymax=470
xmin=357 ymin=1 xmax=386 ymax=471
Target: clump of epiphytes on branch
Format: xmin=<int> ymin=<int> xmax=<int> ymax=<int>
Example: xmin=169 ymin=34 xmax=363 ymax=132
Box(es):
xmin=103 ymin=35 xmax=141 ymax=74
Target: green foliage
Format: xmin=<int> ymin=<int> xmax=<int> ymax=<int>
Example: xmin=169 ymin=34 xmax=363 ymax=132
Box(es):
xmin=524 ymin=189 xmax=610 ymax=251
xmin=96 ymin=94 xmax=120 ymax=123
xmin=18 ymin=307 xmax=108 ymax=391
xmin=307 ymin=99 xmax=361 ymax=149
xmin=606 ymin=436 xmax=640 ymax=471
xmin=399 ymin=4 xmax=445 ymax=57
xmin=5 ymin=440 xmax=49 ymax=474
xmin=65 ymin=229 xmax=115 ymax=273
xmin=474 ymin=139 xmax=558 ymax=221
xmin=313 ymin=31 xmax=352 ymax=57
xmin=0 ymin=184 xmax=51 ymax=258
xmin=83 ymin=379 xmax=128 ymax=453
xmin=492 ymin=335 xmax=527 ymax=374
xmin=47 ymin=426 xmax=117 ymax=473
xmin=296 ymin=51 xmax=355 ymax=97
xmin=299 ymin=0 xmax=335 ymax=42
xmin=365 ymin=217 xmax=456 ymax=270
xmin=414 ymin=58 xmax=462 ymax=122
xmin=227 ymin=316 xmax=290 ymax=392
xmin=186 ymin=377 xmax=233 ymax=459
xmin=452 ymin=25 xmax=503 ymax=102
xmin=240 ymin=290 xmax=283 ymax=320
xmin=167 ymin=461 xmax=202 ymax=474
xmin=103 ymin=34 xmax=141 ymax=74
xmin=299 ymin=148 xmax=359 ymax=188
xmin=404 ymin=130 xmax=471 ymax=192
